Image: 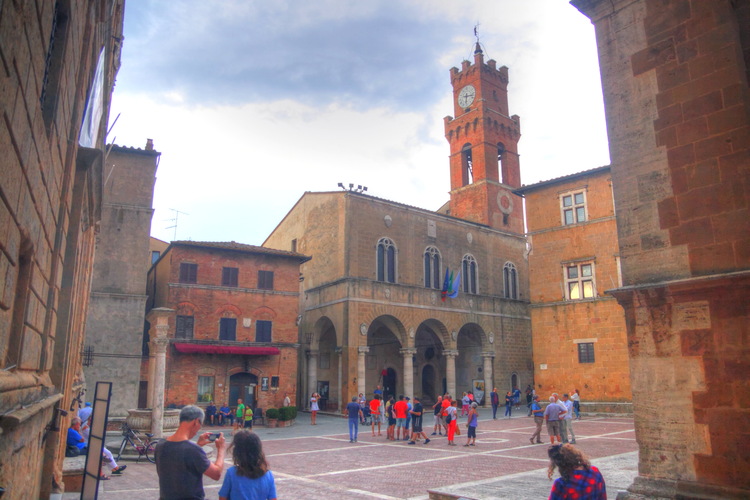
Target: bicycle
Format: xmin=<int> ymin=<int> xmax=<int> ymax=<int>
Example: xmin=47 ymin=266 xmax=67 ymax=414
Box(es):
xmin=116 ymin=423 xmax=159 ymax=463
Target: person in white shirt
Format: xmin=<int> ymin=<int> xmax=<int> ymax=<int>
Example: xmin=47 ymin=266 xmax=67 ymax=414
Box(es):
xmin=560 ymin=393 xmax=577 ymax=444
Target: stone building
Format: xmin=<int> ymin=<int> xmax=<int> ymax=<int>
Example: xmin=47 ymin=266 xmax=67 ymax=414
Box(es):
xmin=82 ymin=141 xmax=160 ymax=416
xmin=145 ymin=241 xmax=310 ymax=415
xmin=515 ymin=166 xmax=632 ymax=409
xmin=0 ymin=1 xmax=124 ymax=497
xmin=263 ymin=45 xmax=532 ymax=410
xmin=572 ymin=0 xmax=750 ymax=498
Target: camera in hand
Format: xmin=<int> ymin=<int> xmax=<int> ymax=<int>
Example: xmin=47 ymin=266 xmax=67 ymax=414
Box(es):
xmin=208 ymin=433 xmax=221 ymax=442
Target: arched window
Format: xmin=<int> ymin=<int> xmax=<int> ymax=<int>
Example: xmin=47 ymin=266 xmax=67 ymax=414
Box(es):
xmin=498 ymin=142 xmax=506 ymax=184
xmin=376 ymin=238 xmax=397 ymax=283
xmin=423 ymin=246 xmax=441 ymax=289
xmin=461 ymin=143 xmax=473 ymax=186
xmin=504 ymin=262 xmax=518 ymax=299
xmin=462 ymin=254 xmax=478 ymax=294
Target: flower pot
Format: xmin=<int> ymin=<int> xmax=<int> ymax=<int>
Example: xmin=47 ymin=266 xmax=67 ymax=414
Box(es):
xmin=266 ymin=418 xmax=277 ymax=428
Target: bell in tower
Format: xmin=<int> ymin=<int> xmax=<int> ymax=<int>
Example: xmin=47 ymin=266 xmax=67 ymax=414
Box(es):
xmin=444 ymin=41 xmax=523 ymax=233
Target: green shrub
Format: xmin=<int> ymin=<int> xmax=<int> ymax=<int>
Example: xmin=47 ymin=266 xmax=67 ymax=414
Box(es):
xmin=278 ymin=406 xmax=297 ymax=421
xmin=265 ymin=408 xmax=279 ymax=419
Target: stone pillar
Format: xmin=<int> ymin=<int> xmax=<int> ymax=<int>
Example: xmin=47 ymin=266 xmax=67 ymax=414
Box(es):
xmin=147 ymin=308 xmax=172 ymax=438
xmin=400 ymin=348 xmax=417 ymax=397
xmin=147 ymin=351 xmax=156 ymax=409
xmin=444 ymin=349 xmax=459 ymax=398
xmin=306 ymin=350 xmax=318 ymax=409
xmin=335 ymin=347 xmax=343 ymax=411
xmin=357 ymin=346 xmax=369 ymax=397
xmin=482 ymin=352 xmax=495 ymax=406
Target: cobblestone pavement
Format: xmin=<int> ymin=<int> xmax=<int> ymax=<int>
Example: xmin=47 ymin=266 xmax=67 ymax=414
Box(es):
xmin=63 ymin=409 xmax=638 ymax=499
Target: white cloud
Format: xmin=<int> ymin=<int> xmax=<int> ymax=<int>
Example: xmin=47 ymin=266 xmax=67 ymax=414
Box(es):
xmin=109 ymin=0 xmax=610 ymax=245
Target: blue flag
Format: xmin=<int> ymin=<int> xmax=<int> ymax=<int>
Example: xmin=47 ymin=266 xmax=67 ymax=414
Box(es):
xmin=441 ymin=267 xmax=450 ymax=301
xmin=448 ymin=270 xmax=461 ymax=298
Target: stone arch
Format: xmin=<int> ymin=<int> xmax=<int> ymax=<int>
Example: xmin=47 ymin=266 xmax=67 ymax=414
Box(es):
xmin=176 ymin=301 xmax=199 ymax=314
xmin=251 ymin=306 xmax=276 ymax=320
xmin=367 ymin=315 xmax=405 ymax=399
xmin=215 ymin=304 xmax=242 ymax=317
xmin=414 ymin=319 xmax=448 ymax=404
xmin=456 ymin=323 xmax=486 ymax=398
xmin=311 ymin=316 xmax=337 ymax=349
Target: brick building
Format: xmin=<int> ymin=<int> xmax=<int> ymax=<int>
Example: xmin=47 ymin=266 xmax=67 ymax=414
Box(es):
xmin=515 ymin=166 xmax=631 ymax=408
xmin=572 ymin=0 xmax=750 ymax=498
xmin=264 ymin=45 xmax=533 ymax=410
xmin=145 ymin=241 xmax=310 ymax=413
xmin=0 ymin=1 xmax=124 ymax=497
xmin=83 ymin=141 xmax=160 ymax=417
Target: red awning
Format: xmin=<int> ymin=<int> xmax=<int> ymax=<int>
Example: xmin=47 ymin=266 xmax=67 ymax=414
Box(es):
xmin=173 ymin=343 xmax=280 ymax=356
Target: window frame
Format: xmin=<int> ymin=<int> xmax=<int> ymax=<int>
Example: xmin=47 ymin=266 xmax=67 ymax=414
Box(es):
xmin=376 ymin=237 xmax=397 ymax=283
xmin=423 ymin=246 xmax=441 ymax=289
xmin=577 ymin=342 xmax=595 ymax=363
xmin=256 ymin=320 xmax=273 ymax=343
xmin=222 ymin=267 xmax=239 ymax=287
xmin=503 ymin=262 xmax=518 ymax=299
xmin=179 ymin=262 xmax=198 ymax=284
xmin=219 ymin=317 xmax=237 ymax=341
xmin=462 ymin=254 xmax=478 ymax=294
xmin=560 ymin=189 xmax=588 ymax=226
xmin=175 ymin=315 xmax=194 ymax=339
xmin=197 ymin=376 xmax=215 ymax=403
xmin=564 ymin=261 xmax=596 ymax=300
xmin=258 ymin=270 xmax=274 ymax=290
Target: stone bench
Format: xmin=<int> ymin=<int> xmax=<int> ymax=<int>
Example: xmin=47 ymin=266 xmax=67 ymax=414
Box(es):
xmin=62 ymin=455 xmax=87 ymax=493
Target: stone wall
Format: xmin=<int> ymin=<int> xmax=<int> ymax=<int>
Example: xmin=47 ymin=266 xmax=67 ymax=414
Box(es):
xmin=84 ymin=144 xmax=160 ymax=416
xmin=571 ymin=0 xmax=750 ymax=497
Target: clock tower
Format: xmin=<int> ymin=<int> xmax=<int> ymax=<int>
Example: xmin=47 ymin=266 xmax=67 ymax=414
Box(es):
xmin=444 ymin=43 xmax=523 ymax=233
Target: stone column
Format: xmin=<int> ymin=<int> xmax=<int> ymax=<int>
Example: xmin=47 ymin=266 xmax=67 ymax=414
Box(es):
xmin=400 ymin=348 xmax=417 ymax=397
xmin=444 ymin=349 xmax=459 ymax=398
xmin=357 ymin=346 xmax=369 ymax=396
xmin=147 ymin=308 xmax=172 ymax=438
xmin=146 ymin=351 xmax=156 ymax=409
xmin=306 ymin=350 xmax=318 ymax=409
xmin=335 ymin=347 xmax=343 ymax=411
xmin=482 ymin=352 xmax=495 ymax=406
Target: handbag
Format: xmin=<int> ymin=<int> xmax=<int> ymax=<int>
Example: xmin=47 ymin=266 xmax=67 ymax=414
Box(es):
xmin=455 ymin=425 xmax=461 ymax=436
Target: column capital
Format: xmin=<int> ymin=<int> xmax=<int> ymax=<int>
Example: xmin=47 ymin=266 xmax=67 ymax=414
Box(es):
xmin=306 ymin=349 xmax=319 ymax=358
xmin=399 ymin=348 xmax=417 ymax=356
xmin=358 ymin=346 xmax=370 ymax=354
xmin=150 ymin=337 xmax=170 ymax=354
xmin=481 ymin=352 xmax=495 ymax=359
xmin=443 ymin=349 xmax=459 ymax=358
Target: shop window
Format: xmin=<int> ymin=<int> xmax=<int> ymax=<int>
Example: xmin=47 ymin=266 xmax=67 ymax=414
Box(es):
xmin=197 ymin=376 xmax=215 ymax=403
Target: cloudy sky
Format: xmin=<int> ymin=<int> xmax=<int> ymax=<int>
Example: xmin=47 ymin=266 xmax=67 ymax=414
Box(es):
xmin=108 ymin=0 xmax=609 ymax=245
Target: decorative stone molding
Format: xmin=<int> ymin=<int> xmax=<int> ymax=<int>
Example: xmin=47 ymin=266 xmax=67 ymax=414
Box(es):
xmin=443 ymin=349 xmax=459 ymax=358
xmin=358 ymin=346 xmax=370 ymax=354
xmin=488 ymin=332 xmax=495 ymax=344
xmin=399 ymin=348 xmax=417 ymax=357
xmin=359 ymin=323 xmax=368 ymax=336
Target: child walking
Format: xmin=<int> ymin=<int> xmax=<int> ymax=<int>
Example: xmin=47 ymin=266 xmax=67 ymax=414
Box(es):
xmin=219 ymin=430 xmax=277 ymax=500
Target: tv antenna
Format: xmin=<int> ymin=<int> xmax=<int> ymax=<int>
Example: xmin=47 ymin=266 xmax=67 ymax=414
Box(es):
xmin=166 ymin=208 xmax=189 ymax=241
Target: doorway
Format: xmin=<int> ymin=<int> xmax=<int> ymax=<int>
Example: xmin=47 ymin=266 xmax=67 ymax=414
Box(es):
xmin=383 ymin=367 xmax=397 ymax=400
xmin=229 ymin=373 xmax=258 ymax=409
xmin=421 ymin=365 xmax=436 ymax=403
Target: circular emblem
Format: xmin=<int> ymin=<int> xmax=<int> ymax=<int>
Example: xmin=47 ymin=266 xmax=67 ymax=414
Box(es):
xmin=497 ymin=192 xmax=514 ymax=215
xmin=488 ymin=332 xmax=495 ymax=344
xmin=384 ymin=288 xmax=391 ymax=299
xmin=451 ymin=331 xmax=457 ymax=341
xmin=360 ymin=323 xmax=368 ymax=336
xmin=466 ymin=232 xmax=473 ymax=244
xmin=409 ymin=328 xmax=415 ymax=339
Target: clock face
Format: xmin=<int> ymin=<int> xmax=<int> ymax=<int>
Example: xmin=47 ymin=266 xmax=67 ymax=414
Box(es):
xmin=458 ymin=85 xmax=476 ymax=108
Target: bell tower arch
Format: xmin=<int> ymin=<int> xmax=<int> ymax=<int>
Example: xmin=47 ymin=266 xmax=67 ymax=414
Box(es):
xmin=444 ymin=43 xmax=523 ymax=232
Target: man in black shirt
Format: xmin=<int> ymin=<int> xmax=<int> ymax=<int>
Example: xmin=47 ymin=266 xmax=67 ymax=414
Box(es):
xmin=407 ymin=396 xmax=430 ymax=445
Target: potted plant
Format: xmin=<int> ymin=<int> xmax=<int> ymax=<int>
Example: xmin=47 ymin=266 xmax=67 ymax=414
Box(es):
xmin=277 ymin=405 xmax=297 ymax=427
xmin=265 ymin=408 xmax=279 ymax=427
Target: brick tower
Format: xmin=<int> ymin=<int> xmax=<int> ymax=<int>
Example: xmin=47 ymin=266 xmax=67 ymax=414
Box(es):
xmin=444 ymin=43 xmax=523 ymax=233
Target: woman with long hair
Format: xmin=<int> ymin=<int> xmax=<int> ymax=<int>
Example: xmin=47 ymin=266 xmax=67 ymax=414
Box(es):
xmin=547 ymin=443 xmax=606 ymax=499
xmin=219 ymin=430 xmax=276 ymax=500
